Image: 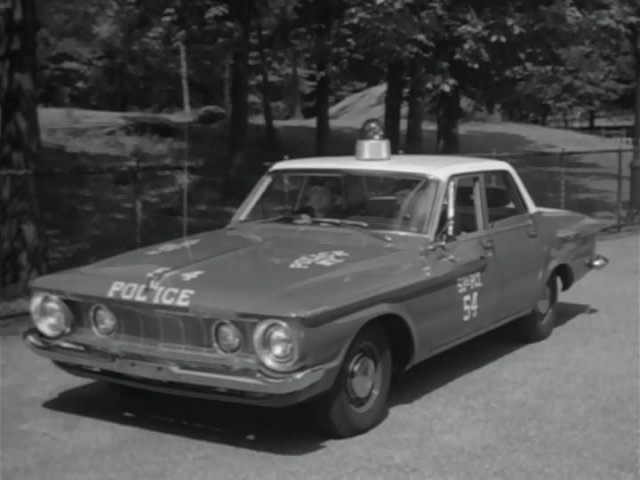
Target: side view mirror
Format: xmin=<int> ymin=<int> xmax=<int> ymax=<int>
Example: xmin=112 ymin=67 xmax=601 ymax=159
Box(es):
xmin=428 ymin=230 xmax=455 ymax=251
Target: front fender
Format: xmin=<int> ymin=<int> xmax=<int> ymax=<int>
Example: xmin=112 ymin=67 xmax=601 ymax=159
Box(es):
xmin=300 ymin=302 xmax=418 ymax=372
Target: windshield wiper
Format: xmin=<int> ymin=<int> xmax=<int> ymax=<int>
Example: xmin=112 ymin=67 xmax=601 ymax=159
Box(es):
xmin=309 ymin=217 xmax=393 ymax=244
xmin=235 ymin=214 xmax=392 ymax=244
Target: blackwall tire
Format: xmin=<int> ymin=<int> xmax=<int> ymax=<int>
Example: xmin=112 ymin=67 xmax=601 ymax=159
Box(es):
xmin=312 ymin=323 xmax=392 ymax=438
xmin=515 ymin=275 xmax=558 ymax=343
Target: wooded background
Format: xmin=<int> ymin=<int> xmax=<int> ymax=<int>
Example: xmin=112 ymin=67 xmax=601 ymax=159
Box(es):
xmin=1 ymin=0 xmax=639 ymax=298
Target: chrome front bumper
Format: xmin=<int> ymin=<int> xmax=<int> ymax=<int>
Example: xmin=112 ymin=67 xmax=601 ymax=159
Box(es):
xmin=23 ymin=329 xmax=337 ymax=406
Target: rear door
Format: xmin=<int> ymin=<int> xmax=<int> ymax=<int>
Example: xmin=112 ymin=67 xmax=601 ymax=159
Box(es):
xmin=481 ymin=170 xmax=546 ymax=323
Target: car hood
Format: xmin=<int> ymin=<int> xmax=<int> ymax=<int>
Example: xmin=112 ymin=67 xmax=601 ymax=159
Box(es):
xmin=31 ymin=223 xmax=420 ymax=318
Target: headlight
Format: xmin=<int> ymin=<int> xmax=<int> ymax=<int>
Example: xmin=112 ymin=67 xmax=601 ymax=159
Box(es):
xmin=90 ymin=304 xmax=117 ymax=336
xmin=212 ymin=321 xmax=243 ymax=354
xmin=30 ymin=293 xmax=72 ymax=338
xmin=253 ymin=320 xmax=299 ymax=371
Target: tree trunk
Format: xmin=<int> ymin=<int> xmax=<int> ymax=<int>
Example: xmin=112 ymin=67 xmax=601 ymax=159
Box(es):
xmin=178 ymin=41 xmax=191 ymax=117
xmin=223 ymin=54 xmax=231 ymax=113
xmin=633 ymin=28 xmax=640 ymax=150
xmin=314 ymin=25 xmax=330 ymax=155
xmin=288 ymin=48 xmax=303 ymax=119
xmin=0 ymin=0 xmax=47 ymax=296
xmin=541 ymin=104 xmax=550 ymax=126
xmin=117 ymin=61 xmax=128 ymax=111
xmin=436 ymin=83 xmax=461 ymax=154
xmin=405 ymin=59 xmax=425 ymax=154
xmin=628 ymin=25 xmax=640 ymax=214
xmin=223 ymin=1 xmax=251 ymax=202
xmin=588 ymin=110 xmax=596 ymax=129
xmin=384 ymin=59 xmax=405 ymax=154
xmin=256 ymin=21 xmax=280 ymax=152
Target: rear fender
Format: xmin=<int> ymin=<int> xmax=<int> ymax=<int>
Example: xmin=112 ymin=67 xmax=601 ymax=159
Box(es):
xmin=546 ymin=227 xmax=602 ymax=291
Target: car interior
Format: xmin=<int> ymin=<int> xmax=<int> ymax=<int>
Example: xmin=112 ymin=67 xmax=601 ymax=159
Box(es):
xmin=436 ymin=182 xmax=521 ymax=237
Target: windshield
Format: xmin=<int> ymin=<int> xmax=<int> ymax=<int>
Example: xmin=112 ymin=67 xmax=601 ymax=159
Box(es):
xmin=236 ymin=169 xmax=439 ymax=234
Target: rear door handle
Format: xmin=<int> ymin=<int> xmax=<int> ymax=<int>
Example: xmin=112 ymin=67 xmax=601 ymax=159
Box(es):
xmin=480 ymin=238 xmax=494 ymax=249
xmin=526 ymin=218 xmax=539 ymax=238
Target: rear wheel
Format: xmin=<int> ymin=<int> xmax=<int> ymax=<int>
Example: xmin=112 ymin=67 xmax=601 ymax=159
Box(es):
xmin=514 ymin=275 xmax=558 ymax=343
xmin=312 ymin=323 xmax=392 ymax=438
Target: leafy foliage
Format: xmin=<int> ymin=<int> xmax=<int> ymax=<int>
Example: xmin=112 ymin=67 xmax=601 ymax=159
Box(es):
xmin=30 ymin=0 xmax=637 ymax=137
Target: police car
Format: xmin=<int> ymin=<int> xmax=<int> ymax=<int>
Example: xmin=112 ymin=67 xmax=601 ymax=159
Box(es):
xmin=24 ymin=119 xmax=609 ymax=438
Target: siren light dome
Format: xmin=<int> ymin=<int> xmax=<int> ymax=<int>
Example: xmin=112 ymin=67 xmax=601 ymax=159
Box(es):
xmin=359 ymin=118 xmax=385 ymax=140
xmin=355 ymin=118 xmax=391 ymax=161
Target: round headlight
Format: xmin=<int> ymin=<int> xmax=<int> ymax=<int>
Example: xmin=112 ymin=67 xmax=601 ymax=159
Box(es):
xmin=90 ymin=304 xmax=117 ymax=336
xmin=253 ymin=320 xmax=299 ymax=371
xmin=213 ymin=321 xmax=243 ymax=353
xmin=30 ymin=293 xmax=72 ymax=338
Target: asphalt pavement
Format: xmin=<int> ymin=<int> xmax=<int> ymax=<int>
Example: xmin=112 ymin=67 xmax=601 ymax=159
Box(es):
xmin=1 ymin=234 xmax=639 ymax=480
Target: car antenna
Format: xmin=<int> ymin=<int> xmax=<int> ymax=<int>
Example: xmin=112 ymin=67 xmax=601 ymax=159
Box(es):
xmin=181 ymin=95 xmax=193 ymax=262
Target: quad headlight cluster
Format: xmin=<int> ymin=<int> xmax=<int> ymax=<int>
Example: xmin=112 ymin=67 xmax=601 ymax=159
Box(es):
xmin=211 ymin=319 xmax=299 ymax=372
xmin=90 ymin=304 xmax=118 ymax=336
xmin=30 ymin=292 xmax=120 ymax=339
xmin=252 ymin=319 xmax=299 ymax=371
xmin=30 ymin=293 xmax=73 ymax=338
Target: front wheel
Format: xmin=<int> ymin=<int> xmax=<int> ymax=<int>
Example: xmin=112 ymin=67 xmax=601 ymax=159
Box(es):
xmin=514 ymin=275 xmax=558 ymax=343
xmin=312 ymin=323 xmax=392 ymax=438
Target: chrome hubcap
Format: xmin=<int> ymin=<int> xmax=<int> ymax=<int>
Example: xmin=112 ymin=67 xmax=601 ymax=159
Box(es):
xmin=537 ymin=297 xmax=550 ymax=314
xmin=349 ymin=354 xmax=376 ymax=399
xmin=537 ymin=284 xmax=551 ymax=314
xmin=345 ymin=347 xmax=381 ymax=412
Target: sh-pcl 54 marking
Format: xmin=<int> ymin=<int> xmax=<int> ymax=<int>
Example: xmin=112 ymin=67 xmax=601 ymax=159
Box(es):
xmin=457 ymin=272 xmax=483 ymax=322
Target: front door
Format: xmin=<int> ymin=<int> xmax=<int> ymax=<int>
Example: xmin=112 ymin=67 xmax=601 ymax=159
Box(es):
xmin=481 ymin=170 xmax=546 ymax=322
xmin=411 ymin=174 xmax=500 ymax=354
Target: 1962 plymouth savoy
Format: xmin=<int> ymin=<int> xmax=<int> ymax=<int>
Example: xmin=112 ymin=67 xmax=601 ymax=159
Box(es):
xmin=24 ymin=119 xmax=609 ymax=438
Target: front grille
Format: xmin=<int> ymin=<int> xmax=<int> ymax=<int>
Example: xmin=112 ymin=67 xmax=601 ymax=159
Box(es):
xmin=66 ymin=298 xmax=255 ymax=352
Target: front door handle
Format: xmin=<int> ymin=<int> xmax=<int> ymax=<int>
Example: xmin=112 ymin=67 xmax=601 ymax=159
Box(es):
xmin=527 ymin=225 xmax=538 ymax=238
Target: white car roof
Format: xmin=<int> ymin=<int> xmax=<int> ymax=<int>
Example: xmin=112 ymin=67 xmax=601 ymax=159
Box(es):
xmin=269 ymin=154 xmax=514 ymax=181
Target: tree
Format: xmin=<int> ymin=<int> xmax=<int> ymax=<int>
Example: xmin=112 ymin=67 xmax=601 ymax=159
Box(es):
xmin=0 ymin=0 xmax=47 ymax=296
xmin=574 ymin=0 xmax=639 ymax=212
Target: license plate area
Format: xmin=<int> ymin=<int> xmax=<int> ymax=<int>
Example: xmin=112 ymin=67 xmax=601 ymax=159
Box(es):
xmin=120 ymin=359 xmax=174 ymax=381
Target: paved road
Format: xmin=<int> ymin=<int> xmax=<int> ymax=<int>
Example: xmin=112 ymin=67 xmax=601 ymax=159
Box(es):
xmin=2 ymin=234 xmax=638 ymax=480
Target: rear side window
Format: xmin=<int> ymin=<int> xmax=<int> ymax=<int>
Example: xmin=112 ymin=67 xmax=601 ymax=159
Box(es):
xmin=483 ymin=171 xmax=527 ymax=224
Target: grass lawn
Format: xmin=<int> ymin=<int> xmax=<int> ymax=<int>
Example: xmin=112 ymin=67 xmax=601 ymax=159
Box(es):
xmin=33 ymin=103 xmax=635 ymax=276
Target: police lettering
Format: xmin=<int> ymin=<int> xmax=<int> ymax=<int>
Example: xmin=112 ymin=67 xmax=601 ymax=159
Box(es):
xmin=107 ymin=281 xmax=195 ymax=307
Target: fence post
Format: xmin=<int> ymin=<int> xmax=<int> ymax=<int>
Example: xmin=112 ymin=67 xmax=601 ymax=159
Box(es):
xmin=632 ymin=144 xmax=640 ymax=223
xmin=559 ymin=149 xmax=566 ymax=209
xmin=133 ymin=154 xmax=141 ymax=248
xmin=616 ymin=148 xmax=623 ymax=232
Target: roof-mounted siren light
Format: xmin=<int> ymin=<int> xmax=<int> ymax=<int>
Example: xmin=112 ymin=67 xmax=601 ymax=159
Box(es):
xmin=355 ymin=118 xmax=391 ymax=161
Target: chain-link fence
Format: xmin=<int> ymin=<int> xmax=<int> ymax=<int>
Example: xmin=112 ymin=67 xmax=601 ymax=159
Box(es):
xmin=472 ymin=148 xmax=637 ymax=226
xmin=1 ymin=146 xmax=638 ymax=318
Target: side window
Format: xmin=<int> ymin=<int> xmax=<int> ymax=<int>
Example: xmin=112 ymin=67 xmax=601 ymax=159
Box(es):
xmin=483 ymin=171 xmax=527 ymax=224
xmin=437 ymin=175 xmax=483 ymax=237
